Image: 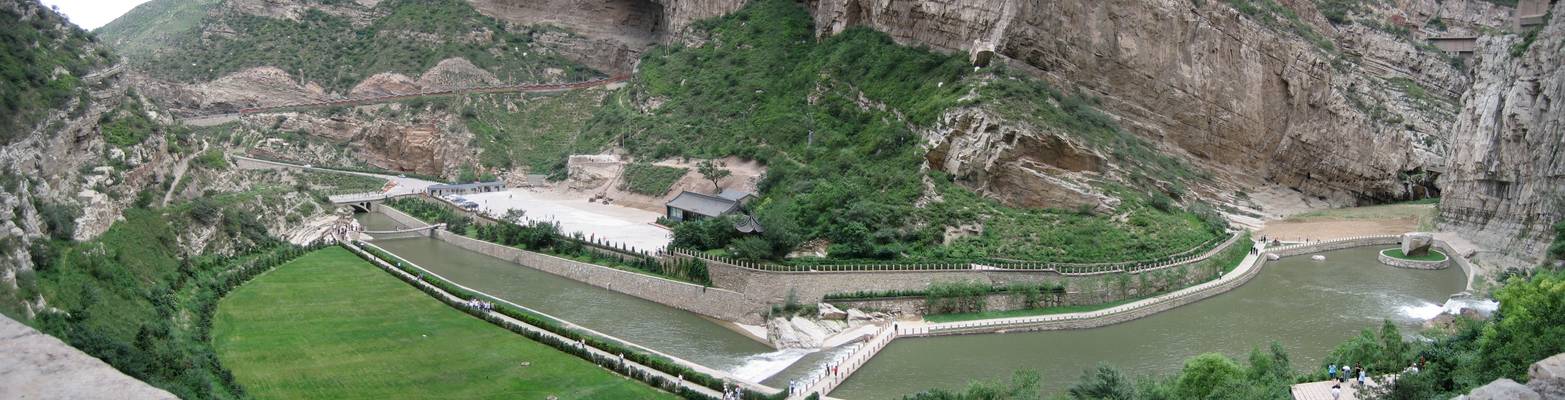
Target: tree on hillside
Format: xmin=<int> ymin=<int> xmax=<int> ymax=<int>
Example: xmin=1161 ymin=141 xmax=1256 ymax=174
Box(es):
xmin=697 ymin=160 xmax=731 ymax=192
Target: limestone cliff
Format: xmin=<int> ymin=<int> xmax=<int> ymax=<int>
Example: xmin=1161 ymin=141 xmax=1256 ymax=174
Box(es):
xmin=810 ymin=0 xmax=1473 ymax=209
xmin=1438 ymin=3 xmax=1564 ymax=270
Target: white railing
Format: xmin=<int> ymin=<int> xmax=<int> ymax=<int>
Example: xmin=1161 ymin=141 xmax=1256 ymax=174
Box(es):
xmin=789 ymin=325 xmax=898 ymax=399
xmin=665 ymin=232 xmax=1242 ymax=276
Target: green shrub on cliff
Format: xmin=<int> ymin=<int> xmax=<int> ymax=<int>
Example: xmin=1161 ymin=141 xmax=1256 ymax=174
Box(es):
xmin=607 ymin=0 xmax=1222 ymax=264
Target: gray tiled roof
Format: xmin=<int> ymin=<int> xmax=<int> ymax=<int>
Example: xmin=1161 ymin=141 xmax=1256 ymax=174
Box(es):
xmin=717 ymin=189 xmax=753 ymax=202
xmin=666 ymin=191 xmax=739 ymax=217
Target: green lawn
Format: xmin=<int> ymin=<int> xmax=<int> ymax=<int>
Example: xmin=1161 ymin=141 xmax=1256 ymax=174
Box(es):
xmin=1381 ymin=248 xmax=1448 ymax=262
xmin=212 ymin=247 xmax=672 ymax=399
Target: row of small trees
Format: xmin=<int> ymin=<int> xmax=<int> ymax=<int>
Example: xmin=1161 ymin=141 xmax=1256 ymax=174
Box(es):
xmin=349 ymin=242 xmax=781 ymax=400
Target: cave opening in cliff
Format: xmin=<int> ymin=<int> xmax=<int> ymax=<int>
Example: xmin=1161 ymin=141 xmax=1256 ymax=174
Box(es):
xmin=613 ymin=0 xmax=666 ymax=40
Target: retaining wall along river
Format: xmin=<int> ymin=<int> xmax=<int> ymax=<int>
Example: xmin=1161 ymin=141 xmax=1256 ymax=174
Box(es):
xmin=431 ymin=230 xmax=764 ymax=323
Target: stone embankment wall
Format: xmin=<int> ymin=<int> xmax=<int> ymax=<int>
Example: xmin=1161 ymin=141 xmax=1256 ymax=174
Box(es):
xmin=827 ymin=292 xmax=1074 ymax=316
xmin=1378 ymin=249 xmax=1452 ymax=270
xmin=703 ymin=259 xmax=1220 ymax=310
xmin=1270 ymin=236 xmax=1472 ymax=289
xmin=431 ymin=231 xmax=763 ymax=323
xmin=372 ymin=205 xmax=428 ymax=230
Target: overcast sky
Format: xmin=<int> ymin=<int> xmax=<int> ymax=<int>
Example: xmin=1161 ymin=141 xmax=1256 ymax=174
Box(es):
xmin=40 ymin=0 xmax=152 ymax=30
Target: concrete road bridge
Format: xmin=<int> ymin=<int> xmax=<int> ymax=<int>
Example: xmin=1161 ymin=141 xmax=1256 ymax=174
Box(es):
xmin=232 ymin=155 xmax=441 ymax=211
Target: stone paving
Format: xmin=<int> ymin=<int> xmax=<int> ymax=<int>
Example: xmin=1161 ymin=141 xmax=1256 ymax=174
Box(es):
xmin=1291 ymin=376 xmax=1386 ymax=400
xmin=0 ymin=315 xmax=177 ymax=400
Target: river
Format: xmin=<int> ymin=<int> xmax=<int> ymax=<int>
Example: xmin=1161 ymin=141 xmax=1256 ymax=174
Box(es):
xmin=358 ymin=213 xmax=1466 ymax=397
xmin=829 ymin=246 xmax=1466 ymax=398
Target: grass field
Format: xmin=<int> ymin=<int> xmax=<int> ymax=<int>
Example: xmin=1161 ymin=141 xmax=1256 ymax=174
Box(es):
xmin=212 ymin=247 xmax=672 ymax=399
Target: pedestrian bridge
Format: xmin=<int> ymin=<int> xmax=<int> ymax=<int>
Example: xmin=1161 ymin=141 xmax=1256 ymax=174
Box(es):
xmin=362 ymin=223 xmax=445 ymax=240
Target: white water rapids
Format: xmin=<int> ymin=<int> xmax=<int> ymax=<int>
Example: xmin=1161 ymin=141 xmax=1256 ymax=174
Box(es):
xmin=1398 ymin=298 xmax=1499 ymax=320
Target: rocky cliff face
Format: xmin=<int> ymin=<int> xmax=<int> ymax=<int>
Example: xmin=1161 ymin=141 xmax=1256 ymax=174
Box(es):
xmin=810 ymin=0 xmax=1472 ymax=209
xmin=1438 ymin=3 xmax=1564 ymax=271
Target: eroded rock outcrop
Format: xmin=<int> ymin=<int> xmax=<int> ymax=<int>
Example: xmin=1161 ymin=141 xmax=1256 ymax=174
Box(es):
xmin=1437 ymin=2 xmax=1564 ymax=271
xmin=814 ymin=0 xmax=1468 ymax=207
xmin=924 ymin=107 xmax=1116 ymax=211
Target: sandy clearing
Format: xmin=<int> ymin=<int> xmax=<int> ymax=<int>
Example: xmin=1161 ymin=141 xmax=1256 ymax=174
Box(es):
xmin=1257 ymin=203 xmax=1435 ymax=241
xmin=1258 ymin=218 xmax=1420 ymax=241
xmin=463 ymin=188 xmax=672 ymax=252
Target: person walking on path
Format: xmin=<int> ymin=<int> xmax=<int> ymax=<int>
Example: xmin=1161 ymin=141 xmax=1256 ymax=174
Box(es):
xmin=1358 ymin=365 xmax=1367 ymax=387
xmin=1331 ymin=383 xmax=1342 ymax=400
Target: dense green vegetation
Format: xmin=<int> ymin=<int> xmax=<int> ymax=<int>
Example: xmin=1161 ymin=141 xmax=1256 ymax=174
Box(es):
xmin=21 ymin=197 xmax=318 ymax=399
xmin=121 ymin=0 xmax=596 ymax=91
xmin=621 ymin=163 xmax=689 ymax=196
xmin=296 ymin=170 xmax=387 ymax=197
xmin=384 ymin=197 xmax=474 ymax=233
xmin=903 ymin=268 xmax=1565 ymax=400
xmin=93 ymin=0 xmax=219 ymax=59
xmin=100 ymin=94 xmax=159 ymax=146
xmin=461 ymin=91 xmax=610 ymax=172
xmin=619 ymin=0 xmax=1221 ymax=264
xmin=0 ymin=1 xmax=111 ymax=144
xmin=471 ymin=217 xmax=713 ymax=285
xmin=213 ymin=248 xmax=673 ymax=399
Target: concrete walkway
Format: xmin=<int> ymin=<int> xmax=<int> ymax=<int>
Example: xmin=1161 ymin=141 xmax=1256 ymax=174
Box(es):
xmin=0 ymin=314 xmax=176 ymax=400
xmin=1291 ymin=376 xmax=1387 ymax=400
xmin=790 ymin=325 xmax=896 ymax=399
xmin=918 ymin=240 xmax=1265 ymax=334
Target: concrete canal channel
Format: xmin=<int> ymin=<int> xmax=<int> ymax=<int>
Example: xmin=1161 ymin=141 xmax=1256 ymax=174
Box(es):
xmin=359 ymin=213 xmax=1468 ymax=398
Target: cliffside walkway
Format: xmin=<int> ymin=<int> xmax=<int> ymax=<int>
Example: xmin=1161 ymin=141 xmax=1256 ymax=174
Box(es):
xmin=177 ymin=75 xmax=627 ymax=125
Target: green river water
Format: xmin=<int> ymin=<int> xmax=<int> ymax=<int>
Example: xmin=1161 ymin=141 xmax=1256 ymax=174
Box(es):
xmin=357 ymin=213 xmax=1466 ymax=397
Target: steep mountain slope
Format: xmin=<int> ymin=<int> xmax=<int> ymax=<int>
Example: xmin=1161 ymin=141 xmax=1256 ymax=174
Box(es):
xmin=484 ymin=0 xmax=1494 ymax=208
xmin=100 ymin=0 xmax=601 ymax=116
xmin=1438 ymin=3 xmax=1564 ymax=271
xmin=580 ymin=0 xmax=1227 ymax=262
